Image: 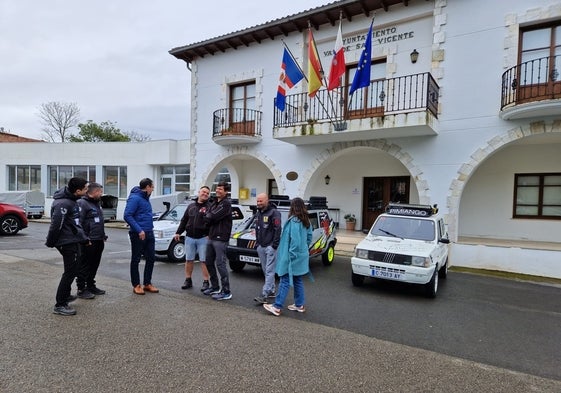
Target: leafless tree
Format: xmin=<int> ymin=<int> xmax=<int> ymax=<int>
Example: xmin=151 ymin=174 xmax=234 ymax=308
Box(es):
xmin=37 ymin=102 xmax=81 ymax=142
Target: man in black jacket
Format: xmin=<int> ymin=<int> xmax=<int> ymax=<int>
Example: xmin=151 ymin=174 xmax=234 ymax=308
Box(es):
xmin=46 ymin=177 xmax=89 ymax=316
xmin=174 ymin=185 xmax=211 ymax=291
xmin=253 ymin=193 xmax=282 ymax=304
xmin=203 ymin=182 xmax=233 ymax=300
xmin=77 ymin=182 xmax=108 ymax=298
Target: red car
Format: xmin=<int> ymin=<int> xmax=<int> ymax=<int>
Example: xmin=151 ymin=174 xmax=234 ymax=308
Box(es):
xmin=0 ymin=203 xmax=28 ymax=235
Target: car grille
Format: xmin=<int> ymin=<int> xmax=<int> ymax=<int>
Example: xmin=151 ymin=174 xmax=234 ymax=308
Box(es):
xmin=364 ymin=251 xmax=412 ymax=265
xmin=237 ymin=239 xmax=257 ymax=249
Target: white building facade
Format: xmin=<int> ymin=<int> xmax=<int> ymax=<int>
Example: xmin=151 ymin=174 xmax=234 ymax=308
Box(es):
xmin=168 ymin=0 xmax=561 ymax=278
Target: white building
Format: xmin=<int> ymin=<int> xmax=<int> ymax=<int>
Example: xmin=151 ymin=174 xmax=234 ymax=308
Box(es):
xmin=1 ymin=0 xmax=560 ymax=279
xmin=168 ymin=0 xmax=561 ymax=278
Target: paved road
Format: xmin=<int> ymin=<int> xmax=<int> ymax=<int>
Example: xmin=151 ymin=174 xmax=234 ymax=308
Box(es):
xmin=3 ymin=222 xmax=561 ymax=384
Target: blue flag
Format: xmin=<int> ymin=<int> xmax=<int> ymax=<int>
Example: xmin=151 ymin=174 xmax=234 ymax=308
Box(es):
xmin=276 ymin=48 xmax=305 ymax=111
xmin=349 ymin=21 xmax=373 ymax=96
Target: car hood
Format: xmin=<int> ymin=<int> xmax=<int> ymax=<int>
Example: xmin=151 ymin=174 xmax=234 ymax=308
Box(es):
xmin=356 ymin=236 xmax=435 ymax=257
xmin=152 ymin=220 xmax=179 ymax=232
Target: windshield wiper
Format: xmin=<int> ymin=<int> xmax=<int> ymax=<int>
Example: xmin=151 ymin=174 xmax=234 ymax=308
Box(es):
xmin=378 ymin=228 xmax=403 ymax=239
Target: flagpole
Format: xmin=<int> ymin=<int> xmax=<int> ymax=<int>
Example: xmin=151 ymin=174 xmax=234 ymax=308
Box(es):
xmin=347 ymin=15 xmax=376 ymax=115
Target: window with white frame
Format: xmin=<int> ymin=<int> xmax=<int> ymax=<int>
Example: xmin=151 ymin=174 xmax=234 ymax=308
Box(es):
xmin=103 ymin=166 xmax=127 ymax=198
xmin=159 ymin=165 xmax=190 ymax=194
xmin=8 ymin=165 xmax=41 ymax=191
xmin=514 ymin=173 xmax=561 ymax=219
xmin=48 ymin=165 xmax=96 ymax=196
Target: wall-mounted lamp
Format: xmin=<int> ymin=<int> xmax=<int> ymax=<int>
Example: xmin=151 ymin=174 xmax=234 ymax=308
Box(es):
xmin=410 ymin=49 xmax=419 ymax=64
xmin=324 ymin=175 xmax=331 ymax=185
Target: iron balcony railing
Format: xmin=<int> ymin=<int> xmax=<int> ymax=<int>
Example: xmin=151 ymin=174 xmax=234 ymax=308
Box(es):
xmin=273 ymin=72 xmax=439 ymax=128
xmin=213 ymin=108 xmax=262 ymax=138
xmin=501 ymin=55 xmax=561 ymax=109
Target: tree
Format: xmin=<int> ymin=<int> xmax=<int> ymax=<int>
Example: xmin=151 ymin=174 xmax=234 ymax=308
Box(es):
xmin=123 ymin=130 xmax=151 ymax=142
xmin=38 ymin=102 xmax=80 ymax=142
xmin=69 ymin=120 xmax=131 ymax=142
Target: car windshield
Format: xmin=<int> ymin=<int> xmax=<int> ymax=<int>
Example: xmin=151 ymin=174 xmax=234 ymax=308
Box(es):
xmin=159 ymin=204 xmax=187 ymax=222
xmin=370 ymin=216 xmax=435 ymax=241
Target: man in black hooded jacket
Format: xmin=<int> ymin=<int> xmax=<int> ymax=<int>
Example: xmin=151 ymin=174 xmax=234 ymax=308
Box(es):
xmin=46 ymin=177 xmax=89 ymax=316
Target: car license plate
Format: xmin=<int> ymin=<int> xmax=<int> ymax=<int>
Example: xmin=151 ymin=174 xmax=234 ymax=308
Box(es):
xmin=371 ymin=268 xmax=402 ymax=280
xmin=240 ymin=255 xmax=260 ymax=263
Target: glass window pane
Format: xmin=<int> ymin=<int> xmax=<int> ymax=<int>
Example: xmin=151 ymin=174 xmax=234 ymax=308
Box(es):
xmin=73 ymin=166 xmax=88 ymax=180
xmin=516 ymin=206 xmax=538 ymax=215
xmin=31 ymin=166 xmax=41 ymax=190
xmin=517 ymin=176 xmax=539 ymax=186
xmin=516 ymin=187 xmax=539 ymax=203
xmin=522 ymin=28 xmax=551 ymax=51
xmin=246 ymin=83 xmax=255 ymax=98
xmin=104 ymin=166 xmax=118 ymax=197
xmin=8 ymin=166 xmax=16 ymax=190
xmin=231 ymin=85 xmax=244 ymax=100
xmin=119 ymin=167 xmax=127 ymax=198
xmin=161 ymin=166 xmax=173 ymax=175
xmin=544 ymin=175 xmax=561 ymax=185
xmin=543 ymin=206 xmax=561 ymax=216
xmin=543 ymin=187 xmax=561 ymax=204
xmin=176 ymin=175 xmax=189 ymax=183
xmin=176 ymin=165 xmax=189 ymax=174
xmin=175 ymin=184 xmax=189 ymax=192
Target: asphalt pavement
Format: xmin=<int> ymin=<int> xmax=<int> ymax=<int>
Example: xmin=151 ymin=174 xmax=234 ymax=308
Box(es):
xmin=1 ymin=250 xmax=560 ymax=392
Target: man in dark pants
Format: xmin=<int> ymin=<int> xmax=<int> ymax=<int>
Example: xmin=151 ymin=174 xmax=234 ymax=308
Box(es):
xmin=46 ymin=177 xmax=89 ymax=316
xmin=124 ymin=178 xmax=159 ymax=295
xmin=203 ymin=182 xmax=233 ymax=300
xmin=77 ymin=182 xmax=108 ymax=297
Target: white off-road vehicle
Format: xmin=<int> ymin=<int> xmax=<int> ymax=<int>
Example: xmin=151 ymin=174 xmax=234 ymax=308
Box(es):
xmin=351 ymin=203 xmax=450 ymax=298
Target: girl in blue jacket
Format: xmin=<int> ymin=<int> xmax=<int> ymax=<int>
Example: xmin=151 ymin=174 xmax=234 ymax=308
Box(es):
xmin=264 ymin=197 xmax=312 ymax=316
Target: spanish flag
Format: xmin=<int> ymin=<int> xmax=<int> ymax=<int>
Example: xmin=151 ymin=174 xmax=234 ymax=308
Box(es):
xmin=307 ymin=28 xmax=323 ymax=97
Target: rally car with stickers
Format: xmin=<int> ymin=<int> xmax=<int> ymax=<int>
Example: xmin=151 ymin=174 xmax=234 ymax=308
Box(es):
xmin=226 ymin=197 xmax=337 ymax=272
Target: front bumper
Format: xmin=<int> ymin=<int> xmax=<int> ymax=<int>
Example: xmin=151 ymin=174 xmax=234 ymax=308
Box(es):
xmin=351 ymin=257 xmax=435 ymax=284
xmin=226 ymin=246 xmax=259 ymax=265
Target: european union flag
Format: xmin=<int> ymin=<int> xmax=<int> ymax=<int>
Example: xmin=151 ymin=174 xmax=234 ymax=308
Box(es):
xmin=349 ymin=20 xmax=374 ymax=96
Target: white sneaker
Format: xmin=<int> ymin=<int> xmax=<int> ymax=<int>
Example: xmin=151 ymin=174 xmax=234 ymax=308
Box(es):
xmin=263 ymin=303 xmax=281 ymax=316
xmin=287 ymin=304 xmax=305 ymax=313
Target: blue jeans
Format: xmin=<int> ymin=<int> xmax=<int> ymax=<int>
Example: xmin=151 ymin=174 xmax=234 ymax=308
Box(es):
xmin=129 ymin=231 xmax=155 ymax=287
xmin=257 ymin=245 xmax=276 ymax=296
xmin=274 ymin=274 xmax=305 ymax=309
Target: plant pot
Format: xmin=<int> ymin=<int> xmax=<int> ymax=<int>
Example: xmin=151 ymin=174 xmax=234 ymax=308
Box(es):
xmin=345 ymin=221 xmax=356 ymax=231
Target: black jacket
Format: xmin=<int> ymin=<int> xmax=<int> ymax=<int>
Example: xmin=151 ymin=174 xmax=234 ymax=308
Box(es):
xmin=175 ymin=200 xmax=210 ymax=239
xmin=255 ymin=203 xmax=282 ymax=249
xmin=204 ymin=197 xmax=232 ymax=241
xmin=77 ymin=196 xmax=106 ymax=241
xmin=45 ymin=187 xmax=88 ymax=248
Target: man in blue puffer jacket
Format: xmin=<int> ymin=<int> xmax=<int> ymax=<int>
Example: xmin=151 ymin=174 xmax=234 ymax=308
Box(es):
xmin=124 ymin=178 xmax=159 ymax=295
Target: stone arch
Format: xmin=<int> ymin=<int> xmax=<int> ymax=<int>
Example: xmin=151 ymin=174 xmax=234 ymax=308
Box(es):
xmin=198 ymin=145 xmax=285 ymax=194
xmin=447 ymin=120 xmax=561 ymax=240
xmin=299 ymin=139 xmax=430 ymax=202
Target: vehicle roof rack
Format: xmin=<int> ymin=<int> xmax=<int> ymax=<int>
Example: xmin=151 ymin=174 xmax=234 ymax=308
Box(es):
xmin=385 ymin=203 xmax=438 ymax=217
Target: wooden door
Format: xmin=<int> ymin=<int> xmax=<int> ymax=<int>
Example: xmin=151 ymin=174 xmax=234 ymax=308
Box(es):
xmin=362 ymin=176 xmax=410 ymax=230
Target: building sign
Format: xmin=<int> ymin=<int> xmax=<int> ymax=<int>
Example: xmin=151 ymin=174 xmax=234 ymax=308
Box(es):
xmin=322 ymin=25 xmax=415 ymax=57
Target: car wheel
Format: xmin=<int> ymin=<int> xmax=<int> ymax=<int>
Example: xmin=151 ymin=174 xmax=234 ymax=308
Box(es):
xmin=321 ymin=243 xmax=335 ymax=266
xmin=438 ymin=257 xmax=448 ymax=279
xmin=229 ymin=259 xmax=246 ymax=272
xmin=351 ymin=272 xmax=365 ymax=287
xmin=0 ymin=215 xmax=22 ymax=235
xmin=167 ymin=240 xmax=186 ymax=263
xmin=424 ymin=268 xmax=438 ymax=298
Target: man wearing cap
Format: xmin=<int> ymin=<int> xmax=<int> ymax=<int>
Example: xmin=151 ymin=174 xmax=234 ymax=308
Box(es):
xmin=76 ymin=182 xmax=108 ymax=298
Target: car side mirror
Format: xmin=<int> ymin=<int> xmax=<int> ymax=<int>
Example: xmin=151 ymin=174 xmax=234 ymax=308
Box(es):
xmin=439 ymin=238 xmax=450 ymax=244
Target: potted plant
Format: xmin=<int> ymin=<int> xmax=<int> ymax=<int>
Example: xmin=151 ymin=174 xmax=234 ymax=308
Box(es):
xmin=344 ymin=213 xmax=356 ymax=231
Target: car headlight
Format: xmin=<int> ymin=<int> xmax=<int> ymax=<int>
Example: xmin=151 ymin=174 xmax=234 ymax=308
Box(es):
xmin=153 ymin=230 xmax=164 ymax=239
xmin=229 ymin=238 xmax=237 ymax=246
xmin=411 ymin=256 xmax=430 ymax=267
xmin=355 ymin=248 xmax=369 ymax=259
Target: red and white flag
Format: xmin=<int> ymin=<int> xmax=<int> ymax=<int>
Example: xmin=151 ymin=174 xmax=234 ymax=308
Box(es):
xmin=327 ymin=20 xmax=345 ymax=90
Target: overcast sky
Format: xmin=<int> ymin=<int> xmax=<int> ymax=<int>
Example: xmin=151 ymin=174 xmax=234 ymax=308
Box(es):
xmin=1 ymin=0 xmax=328 ymax=141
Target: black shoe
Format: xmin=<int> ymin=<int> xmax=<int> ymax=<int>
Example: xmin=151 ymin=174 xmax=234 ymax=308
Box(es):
xmin=254 ymin=295 xmax=268 ymax=304
xmin=77 ymin=289 xmax=95 ymax=299
xmin=53 ymin=305 xmax=76 ymax=316
xmin=88 ymin=286 xmax=106 ymax=295
xmin=67 ymin=295 xmax=78 ymax=303
xmin=202 ymin=287 xmax=220 ymax=296
xmin=200 ymin=280 xmax=210 ymax=292
xmin=267 ymin=291 xmax=276 ymax=298
xmin=181 ymin=278 xmax=193 ymax=290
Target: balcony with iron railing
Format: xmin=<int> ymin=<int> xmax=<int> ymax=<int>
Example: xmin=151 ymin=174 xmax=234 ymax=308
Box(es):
xmin=212 ymin=108 xmax=262 ymax=145
xmin=273 ymin=72 xmax=439 ymax=145
xmin=501 ymin=55 xmax=561 ymax=120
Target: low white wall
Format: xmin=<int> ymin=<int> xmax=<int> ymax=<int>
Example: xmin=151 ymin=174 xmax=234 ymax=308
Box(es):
xmin=450 ymin=243 xmax=561 ymax=279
